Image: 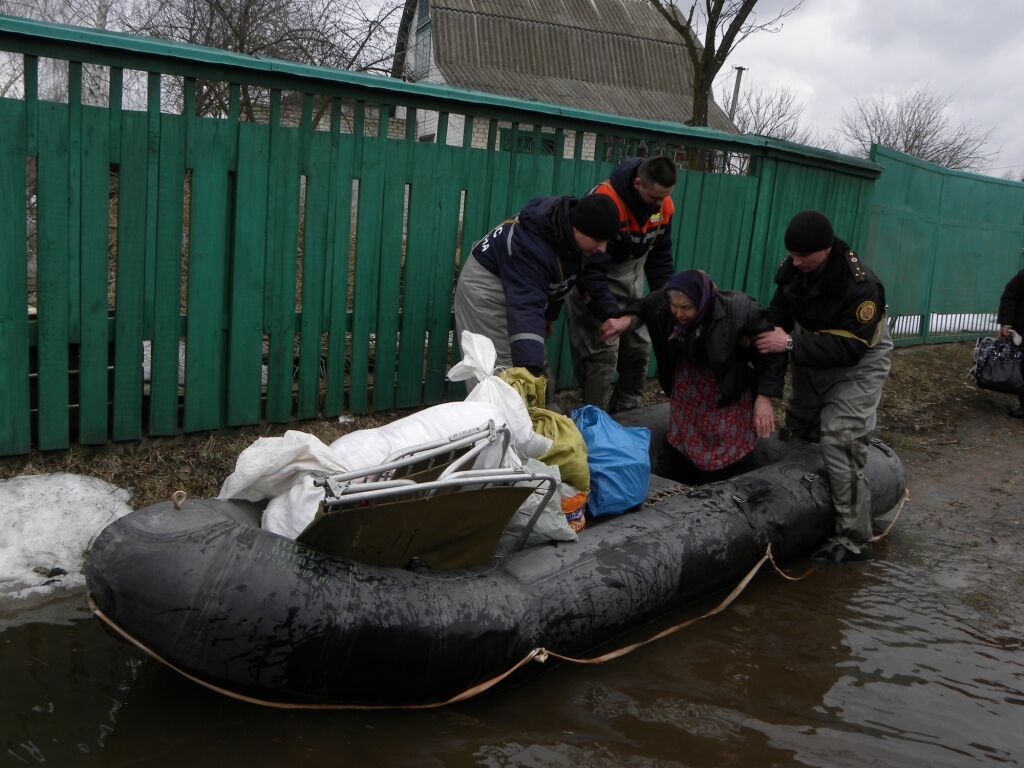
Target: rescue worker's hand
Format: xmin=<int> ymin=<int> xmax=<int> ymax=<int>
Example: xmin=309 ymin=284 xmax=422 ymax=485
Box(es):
xmin=754 ymin=327 xmax=791 ymax=355
xmin=546 ymin=320 xmax=554 ymax=337
xmin=600 ymin=315 xmax=634 ymax=344
xmin=999 ymin=324 xmax=1012 ymax=339
xmin=753 ymin=394 xmax=775 ymax=439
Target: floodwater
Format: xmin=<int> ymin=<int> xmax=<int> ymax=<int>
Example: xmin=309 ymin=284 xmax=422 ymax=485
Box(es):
xmin=3 ymin=521 xmax=1023 ymax=767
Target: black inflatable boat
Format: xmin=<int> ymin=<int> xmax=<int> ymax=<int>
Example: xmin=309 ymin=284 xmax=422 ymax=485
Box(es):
xmin=85 ymin=404 xmax=906 ymax=707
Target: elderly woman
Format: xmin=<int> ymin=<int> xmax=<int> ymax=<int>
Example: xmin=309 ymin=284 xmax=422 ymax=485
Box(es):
xmin=602 ymin=270 xmax=785 ymax=480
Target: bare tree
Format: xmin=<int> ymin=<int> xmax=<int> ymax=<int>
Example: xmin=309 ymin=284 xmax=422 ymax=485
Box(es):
xmin=1 ymin=0 xmax=125 ymax=102
xmin=647 ymin=0 xmax=802 ymax=128
xmin=124 ymin=0 xmax=404 ymax=119
xmin=726 ymin=85 xmax=808 ymax=143
xmin=839 ymin=88 xmax=995 ymax=172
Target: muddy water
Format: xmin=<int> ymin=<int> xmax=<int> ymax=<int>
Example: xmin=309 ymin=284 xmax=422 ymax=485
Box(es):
xmin=3 ymin=522 xmax=1023 ymax=768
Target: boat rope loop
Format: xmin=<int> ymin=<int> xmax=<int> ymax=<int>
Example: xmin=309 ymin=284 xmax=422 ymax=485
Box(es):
xmin=88 ymin=543 xmax=813 ymax=712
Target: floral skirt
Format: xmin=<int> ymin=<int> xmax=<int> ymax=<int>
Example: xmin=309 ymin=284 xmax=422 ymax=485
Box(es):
xmin=667 ymin=359 xmax=756 ymax=471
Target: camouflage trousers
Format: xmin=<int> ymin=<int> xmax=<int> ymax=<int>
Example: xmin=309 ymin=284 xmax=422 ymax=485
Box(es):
xmin=785 ymin=324 xmax=894 ymax=543
xmin=564 ymin=257 xmax=650 ymax=412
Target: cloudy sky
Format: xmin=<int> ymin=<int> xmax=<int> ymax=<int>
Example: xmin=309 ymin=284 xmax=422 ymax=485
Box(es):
xmin=721 ymin=0 xmax=1024 ymax=178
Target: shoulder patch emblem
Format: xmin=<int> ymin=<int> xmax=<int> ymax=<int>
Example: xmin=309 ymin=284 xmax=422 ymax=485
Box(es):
xmin=855 ymin=300 xmax=877 ymax=324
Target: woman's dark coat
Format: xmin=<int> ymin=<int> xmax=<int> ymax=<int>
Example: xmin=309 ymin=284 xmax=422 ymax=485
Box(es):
xmin=998 ymin=270 xmax=1024 ymax=332
xmin=636 ymin=288 xmax=786 ymax=407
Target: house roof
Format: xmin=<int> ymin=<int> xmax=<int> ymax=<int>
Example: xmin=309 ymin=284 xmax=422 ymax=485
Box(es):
xmin=424 ymin=0 xmax=737 ymax=132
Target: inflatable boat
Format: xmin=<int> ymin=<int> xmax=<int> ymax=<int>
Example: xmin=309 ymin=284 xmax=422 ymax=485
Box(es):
xmin=85 ymin=404 xmax=906 ymax=707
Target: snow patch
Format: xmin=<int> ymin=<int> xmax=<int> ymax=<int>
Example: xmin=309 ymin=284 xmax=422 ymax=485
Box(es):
xmin=0 ymin=474 xmax=133 ymax=603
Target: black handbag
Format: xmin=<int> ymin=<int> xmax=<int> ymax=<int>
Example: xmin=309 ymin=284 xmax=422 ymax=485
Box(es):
xmin=973 ymin=337 xmax=1024 ymax=394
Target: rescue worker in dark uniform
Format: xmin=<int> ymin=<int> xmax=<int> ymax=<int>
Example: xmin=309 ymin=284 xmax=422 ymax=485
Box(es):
xmin=996 ymin=269 xmax=1024 ymax=418
xmin=454 ymin=193 xmax=621 ymax=382
xmin=754 ymin=210 xmax=893 ymax=563
xmin=565 ymin=156 xmax=677 ymax=412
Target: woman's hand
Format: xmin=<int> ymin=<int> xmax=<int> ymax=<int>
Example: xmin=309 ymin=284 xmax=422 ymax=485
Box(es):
xmin=753 ymin=394 xmax=775 ymax=439
xmin=999 ymin=324 xmax=1012 ymax=339
xmin=600 ymin=315 xmax=636 ymax=343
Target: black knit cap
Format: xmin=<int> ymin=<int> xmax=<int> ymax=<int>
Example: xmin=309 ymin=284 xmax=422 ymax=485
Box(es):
xmin=570 ymin=194 xmax=620 ymax=241
xmin=784 ymin=210 xmax=835 ymax=253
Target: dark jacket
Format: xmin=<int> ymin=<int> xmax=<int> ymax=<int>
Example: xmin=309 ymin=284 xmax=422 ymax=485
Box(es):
xmin=997 ymin=270 xmax=1024 ymax=332
xmin=471 ymin=195 xmax=619 ymax=371
xmin=766 ymin=239 xmax=887 ymax=369
xmin=637 ymin=287 xmax=785 ymax=406
xmin=593 ymin=158 xmax=675 ymax=290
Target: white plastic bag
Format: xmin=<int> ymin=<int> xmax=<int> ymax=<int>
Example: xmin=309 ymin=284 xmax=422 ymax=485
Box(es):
xmin=493 ymin=459 xmax=577 ymax=557
xmin=448 ymin=331 xmax=553 ymax=459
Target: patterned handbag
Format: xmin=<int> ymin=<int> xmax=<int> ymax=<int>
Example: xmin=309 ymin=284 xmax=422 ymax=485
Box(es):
xmin=973 ymin=337 xmax=1024 ymax=394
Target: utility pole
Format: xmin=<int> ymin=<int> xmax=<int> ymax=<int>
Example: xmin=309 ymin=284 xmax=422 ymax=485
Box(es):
xmin=728 ymin=66 xmax=746 ymax=120
xmin=722 ymin=66 xmax=746 ymax=173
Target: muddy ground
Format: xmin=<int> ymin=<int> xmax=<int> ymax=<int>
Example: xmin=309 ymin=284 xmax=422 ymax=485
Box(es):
xmin=3 ymin=343 xmax=1023 ymax=580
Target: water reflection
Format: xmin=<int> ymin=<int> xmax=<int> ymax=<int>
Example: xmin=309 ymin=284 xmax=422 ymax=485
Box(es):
xmin=3 ymin=526 xmax=1023 ymax=767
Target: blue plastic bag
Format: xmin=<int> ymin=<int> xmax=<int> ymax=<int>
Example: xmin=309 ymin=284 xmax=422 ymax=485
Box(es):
xmin=570 ymin=405 xmax=651 ymax=517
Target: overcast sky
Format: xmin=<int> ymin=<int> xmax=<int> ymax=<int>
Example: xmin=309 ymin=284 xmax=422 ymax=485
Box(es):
xmin=720 ymin=0 xmax=1024 ymax=178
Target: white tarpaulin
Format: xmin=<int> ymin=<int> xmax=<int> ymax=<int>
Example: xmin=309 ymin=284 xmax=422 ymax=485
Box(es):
xmin=219 ymin=401 xmax=518 ymax=539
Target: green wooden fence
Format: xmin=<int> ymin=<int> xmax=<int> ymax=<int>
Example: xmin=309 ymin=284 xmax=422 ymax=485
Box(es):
xmin=0 ymin=15 xmax=887 ymax=455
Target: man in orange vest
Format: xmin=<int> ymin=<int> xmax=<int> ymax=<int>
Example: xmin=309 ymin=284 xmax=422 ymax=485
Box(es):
xmin=565 ymin=155 xmax=677 ymax=412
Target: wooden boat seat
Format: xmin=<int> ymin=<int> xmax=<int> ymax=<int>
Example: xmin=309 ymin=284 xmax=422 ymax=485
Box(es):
xmin=298 ymin=469 xmax=555 ymax=570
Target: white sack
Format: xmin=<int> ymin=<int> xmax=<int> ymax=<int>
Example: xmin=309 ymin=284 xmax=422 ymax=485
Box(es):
xmin=447 ymin=331 xmax=553 ymax=459
xmin=493 ymin=459 xmax=577 ymax=558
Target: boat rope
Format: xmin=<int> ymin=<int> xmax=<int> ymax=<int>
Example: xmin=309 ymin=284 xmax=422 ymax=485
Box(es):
xmin=642 ymin=483 xmax=692 ymax=505
xmin=869 ymin=488 xmax=910 ymax=542
xmin=88 ymin=542 xmax=810 ymax=712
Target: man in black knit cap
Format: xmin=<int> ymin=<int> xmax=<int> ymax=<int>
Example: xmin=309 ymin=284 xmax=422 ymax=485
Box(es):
xmin=454 ymin=193 xmax=622 ymax=383
xmin=754 ymin=210 xmax=893 ymax=563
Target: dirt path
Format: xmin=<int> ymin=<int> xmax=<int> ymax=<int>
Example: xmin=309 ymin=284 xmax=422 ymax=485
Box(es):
xmin=879 ymin=344 xmax=1024 ymax=630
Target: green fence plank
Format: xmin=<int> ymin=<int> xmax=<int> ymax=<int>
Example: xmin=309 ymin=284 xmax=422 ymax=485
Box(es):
xmin=67 ymin=61 xmax=82 ymax=342
xmin=35 ymin=105 xmax=71 ymax=449
xmin=149 ymin=112 xmax=186 ymax=435
xmin=424 ymin=144 xmax=463 ymax=403
xmin=458 ymin=124 xmax=496 ymax=265
xmin=23 ymin=55 xmax=37 ymax=155
xmin=142 ymin=72 xmax=161 ymax=339
xmin=0 ymin=100 xmax=30 ymax=456
xmin=348 ymin=106 xmax=386 ymax=413
xmin=296 ymin=131 xmax=331 ymax=419
xmin=108 ymin=67 xmax=121 ymax=161
xmin=111 ymin=110 xmax=147 ymax=441
xmin=226 ymin=122 xmax=270 ymax=425
xmin=183 ymin=117 xmax=232 ymax=431
xmin=371 ymin=113 xmax=407 ymax=410
xmin=743 ymin=157 xmax=779 ymax=300
xmin=294 ymin=95 xmax=323 ymax=419
xmin=263 ymin=106 xmax=301 ymax=423
xmin=321 ymin=100 xmax=352 ymax=417
xmin=396 ymin=128 xmax=443 ymax=407
xmin=77 ymin=105 xmax=111 ymax=444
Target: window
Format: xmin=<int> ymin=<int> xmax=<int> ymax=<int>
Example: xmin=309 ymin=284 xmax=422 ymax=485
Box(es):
xmin=413 ymin=25 xmax=431 ymax=79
